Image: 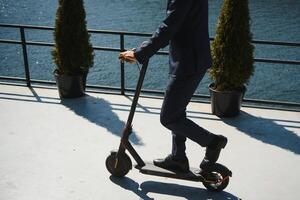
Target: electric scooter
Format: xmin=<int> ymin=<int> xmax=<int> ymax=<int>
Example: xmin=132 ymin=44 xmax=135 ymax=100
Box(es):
xmin=105 ymin=60 xmax=232 ymax=192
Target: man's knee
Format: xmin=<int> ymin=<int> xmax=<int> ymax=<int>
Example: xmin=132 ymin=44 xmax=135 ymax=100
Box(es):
xmin=160 ymin=112 xmax=172 ymax=128
xmin=160 ymin=111 xmax=184 ymax=129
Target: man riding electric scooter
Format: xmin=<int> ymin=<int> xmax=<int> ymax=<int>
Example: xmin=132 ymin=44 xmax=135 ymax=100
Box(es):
xmin=119 ymin=0 xmax=228 ymax=174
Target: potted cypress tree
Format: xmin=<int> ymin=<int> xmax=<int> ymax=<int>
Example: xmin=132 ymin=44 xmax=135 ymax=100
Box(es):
xmin=209 ymin=0 xmax=254 ymax=117
xmin=52 ymin=0 xmax=94 ymax=98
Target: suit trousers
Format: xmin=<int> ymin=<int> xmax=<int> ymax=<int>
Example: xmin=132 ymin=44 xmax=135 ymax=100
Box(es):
xmin=160 ymin=68 xmax=215 ymax=159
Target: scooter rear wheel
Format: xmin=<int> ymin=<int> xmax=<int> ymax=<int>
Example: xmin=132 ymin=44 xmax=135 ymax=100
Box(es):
xmin=106 ymin=150 xmax=132 ymax=177
xmin=202 ymin=164 xmax=230 ymax=192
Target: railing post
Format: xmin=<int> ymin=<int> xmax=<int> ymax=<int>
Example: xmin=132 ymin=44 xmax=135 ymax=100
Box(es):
xmin=20 ymin=27 xmax=31 ymax=87
xmin=120 ymin=34 xmax=125 ymax=95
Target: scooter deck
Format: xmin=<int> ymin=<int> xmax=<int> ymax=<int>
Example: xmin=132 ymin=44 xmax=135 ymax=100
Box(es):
xmin=136 ymin=162 xmax=205 ymax=182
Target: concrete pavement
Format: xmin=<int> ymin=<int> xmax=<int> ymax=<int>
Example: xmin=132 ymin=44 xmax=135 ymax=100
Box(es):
xmin=0 ymin=84 xmax=299 ymax=200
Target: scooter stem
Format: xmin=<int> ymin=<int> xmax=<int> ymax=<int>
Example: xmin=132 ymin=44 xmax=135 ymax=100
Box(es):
xmin=117 ymin=60 xmax=149 ymax=167
xmin=124 ymin=60 xmax=149 ymax=128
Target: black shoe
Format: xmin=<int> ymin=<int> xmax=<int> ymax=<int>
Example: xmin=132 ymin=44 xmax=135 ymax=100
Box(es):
xmin=153 ymin=154 xmax=189 ymax=173
xmin=200 ymin=135 xmax=227 ymax=169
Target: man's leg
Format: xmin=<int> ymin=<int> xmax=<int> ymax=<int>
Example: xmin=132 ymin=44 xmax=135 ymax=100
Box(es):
xmin=160 ymin=71 xmax=215 ymax=150
xmin=154 ymin=69 xmax=227 ymax=172
xmin=154 ymin=69 xmax=214 ymax=172
xmin=172 ymin=132 xmax=187 ymax=159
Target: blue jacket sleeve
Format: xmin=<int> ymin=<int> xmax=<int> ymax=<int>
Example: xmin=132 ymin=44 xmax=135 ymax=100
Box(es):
xmin=134 ymin=0 xmax=194 ymax=64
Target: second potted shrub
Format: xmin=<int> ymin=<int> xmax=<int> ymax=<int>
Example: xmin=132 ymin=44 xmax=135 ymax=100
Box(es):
xmin=52 ymin=0 xmax=94 ymax=98
xmin=209 ymin=0 xmax=254 ymax=117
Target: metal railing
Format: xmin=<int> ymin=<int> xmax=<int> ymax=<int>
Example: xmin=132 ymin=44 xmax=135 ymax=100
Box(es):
xmin=0 ymin=23 xmax=300 ymax=109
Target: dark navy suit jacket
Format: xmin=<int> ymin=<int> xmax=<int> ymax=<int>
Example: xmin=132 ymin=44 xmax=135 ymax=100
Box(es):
xmin=134 ymin=0 xmax=212 ymax=77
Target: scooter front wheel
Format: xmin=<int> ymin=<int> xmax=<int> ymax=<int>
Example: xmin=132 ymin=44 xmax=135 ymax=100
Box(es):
xmin=202 ymin=164 xmax=231 ymax=192
xmin=106 ymin=150 xmax=132 ymax=177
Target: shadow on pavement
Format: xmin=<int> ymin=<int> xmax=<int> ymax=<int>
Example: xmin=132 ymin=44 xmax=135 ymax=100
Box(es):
xmin=61 ymin=94 xmax=143 ymax=145
xmin=110 ymin=176 xmax=240 ymax=200
xmin=110 ymin=176 xmax=154 ymax=200
xmin=222 ymin=111 xmax=300 ymax=154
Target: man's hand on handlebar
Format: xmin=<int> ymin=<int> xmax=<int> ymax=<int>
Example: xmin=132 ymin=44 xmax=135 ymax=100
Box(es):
xmin=119 ymin=50 xmax=136 ymax=64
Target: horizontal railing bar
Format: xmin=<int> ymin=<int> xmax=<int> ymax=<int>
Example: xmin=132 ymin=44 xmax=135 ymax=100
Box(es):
xmin=0 ymin=39 xmax=165 ymax=53
xmin=1 ymin=75 xmax=299 ymax=108
xmin=0 ymin=24 xmax=151 ymax=37
xmin=1 ymin=80 xmax=299 ymax=112
xmin=0 ymin=23 xmax=53 ymax=30
xmin=26 ymin=41 xmax=53 ymax=47
xmin=85 ymin=84 xmax=122 ymax=91
xmin=251 ymin=39 xmax=300 ymax=47
xmin=88 ymin=29 xmax=152 ymax=37
xmin=0 ymin=39 xmax=299 ymax=65
xmin=1 ymin=23 xmax=300 ymax=47
xmin=26 ymin=79 xmax=124 ymax=92
xmin=254 ymin=58 xmax=300 ymax=65
xmin=0 ymin=76 xmax=123 ymax=91
xmin=0 ymin=39 xmax=21 ymax=44
xmin=244 ymin=98 xmax=300 ymax=107
xmin=93 ymin=46 xmax=120 ymax=52
xmin=156 ymin=51 xmax=169 ymax=55
xmin=0 ymin=76 xmax=56 ymax=85
xmin=0 ymin=23 xmax=151 ymax=37
xmin=124 ymin=87 xmax=211 ymax=99
xmin=117 ymin=89 xmax=300 ymax=109
xmin=0 ymin=76 xmax=27 ymax=81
